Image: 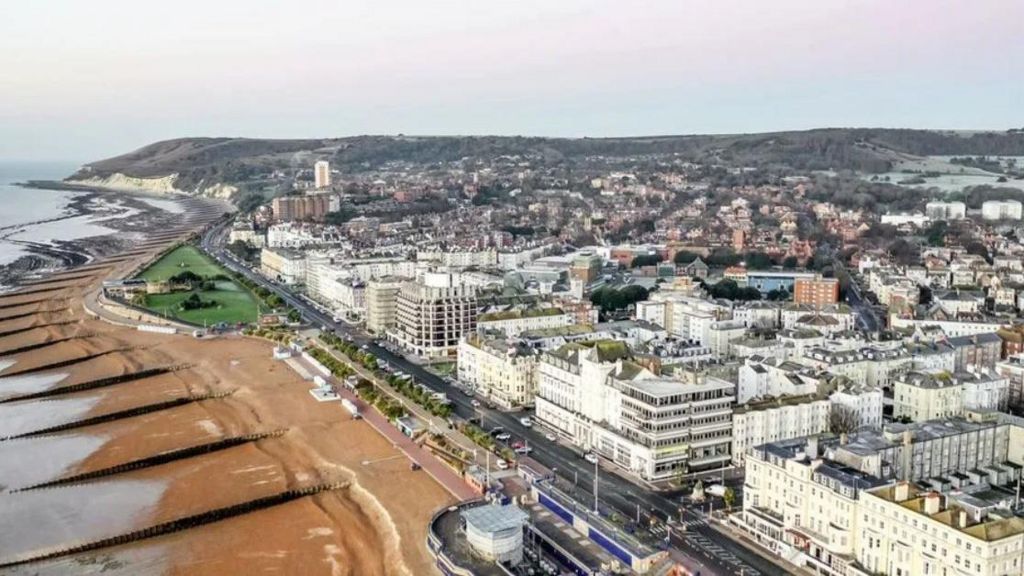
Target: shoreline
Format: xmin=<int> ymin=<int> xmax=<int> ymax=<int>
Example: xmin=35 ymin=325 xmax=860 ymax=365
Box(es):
xmin=0 ymin=183 xmax=189 ymax=290
xmin=21 ymin=179 xmax=190 ymax=200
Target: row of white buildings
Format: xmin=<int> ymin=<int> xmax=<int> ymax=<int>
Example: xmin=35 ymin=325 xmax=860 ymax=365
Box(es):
xmin=738 ymin=416 xmax=1024 ymax=576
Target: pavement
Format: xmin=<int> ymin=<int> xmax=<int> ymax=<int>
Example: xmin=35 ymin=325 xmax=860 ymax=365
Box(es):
xmin=287 ymin=350 xmax=479 ymax=501
xmin=199 ymin=218 xmax=794 ymax=576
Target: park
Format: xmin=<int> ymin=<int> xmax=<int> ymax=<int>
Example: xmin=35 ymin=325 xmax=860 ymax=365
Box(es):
xmin=136 ymin=245 xmax=259 ymax=325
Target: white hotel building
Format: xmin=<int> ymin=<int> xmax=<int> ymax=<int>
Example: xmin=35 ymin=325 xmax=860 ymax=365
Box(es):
xmin=457 ymin=334 xmax=539 ymax=409
xmin=534 ymin=340 xmax=733 ymax=480
xmin=739 ymin=418 xmax=1024 ymax=576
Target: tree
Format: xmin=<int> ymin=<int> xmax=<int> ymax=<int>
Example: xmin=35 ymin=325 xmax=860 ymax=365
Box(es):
xmin=706 ymin=248 xmax=743 ymax=267
xmin=631 ymin=254 xmax=663 ymax=268
xmin=590 ymin=285 xmax=649 ymax=311
xmin=704 ymin=279 xmax=762 ymax=301
xmin=673 ymin=250 xmax=700 ymax=265
xmin=925 ymin=221 xmax=948 ymax=247
xmin=887 ymin=239 xmax=919 ymax=266
xmin=829 ymin=405 xmax=860 ymax=435
xmin=170 ymin=270 xmax=203 ymax=285
xmin=324 ymin=209 xmax=354 ymax=226
xmin=964 ymin=240 xmax=991 ymax=264
xmin=744 ymin=252 xmax=774 ymax=269
xmin=236 ymin=192 xmax=266 ymax=213
xmin=226 ymin=240 xmax=255 ymax=260
xmin=722 ymin=487 xmax=736 ymax=511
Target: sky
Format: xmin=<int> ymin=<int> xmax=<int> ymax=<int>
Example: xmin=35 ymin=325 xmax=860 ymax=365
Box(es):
xmin=1 ymin=0 xmax=1021 ymax=161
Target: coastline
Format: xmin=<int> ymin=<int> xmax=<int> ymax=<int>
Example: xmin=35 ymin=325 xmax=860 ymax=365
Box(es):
xmin=0 ymin=182 xmax=196 ymax=291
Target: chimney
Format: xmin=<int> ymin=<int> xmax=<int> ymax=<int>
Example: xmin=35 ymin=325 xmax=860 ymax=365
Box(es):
xmin=957 ymin=509 xmax=970 ymax=528
xmin=807 ymin=436 xmax=820 ymax=459
xmin=923 ymin=492 xmax=941 ymax=515
xmin=894 ymin=481 xmax=910 ymax=502
xmin=901 ymin=430 xmax=913 ymax=481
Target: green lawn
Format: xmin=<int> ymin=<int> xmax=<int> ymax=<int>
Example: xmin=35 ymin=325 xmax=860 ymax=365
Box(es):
xmin=137 ymin=246 xmax=259 ymax=325
xmin=140 ymin=245 xmax=231 ymax=281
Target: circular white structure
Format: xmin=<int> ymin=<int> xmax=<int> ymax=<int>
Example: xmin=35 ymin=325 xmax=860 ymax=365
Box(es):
xmin=461 ymin=503 xmax=528 ymax=565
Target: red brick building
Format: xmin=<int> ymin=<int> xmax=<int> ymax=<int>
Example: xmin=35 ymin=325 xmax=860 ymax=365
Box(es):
xmin=793 ymin=277 xmax=840 ymax=306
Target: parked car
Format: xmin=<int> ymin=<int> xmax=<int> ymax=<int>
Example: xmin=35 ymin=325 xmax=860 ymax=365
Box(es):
xmin=515 ymin=446 xmax=533 ymax=455
xmin=471 ymin=399 xmax=481 ymax=408
xmin=495 ymin=433 xmax=511 ymax=441
xmin=495 ymin=459 xmax=509 ymax=471
xmin=584 ymin=453 xmax=599 ymax=464
xmin=706 ymin=484 xmax=728 ymax=498
xmin=544 ymin=432 xmax=557 ymax=442
xmin=488 ymin=427 xmax=505 ymax=437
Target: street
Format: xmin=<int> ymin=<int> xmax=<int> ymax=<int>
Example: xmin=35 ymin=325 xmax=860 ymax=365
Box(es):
xmin=201 ymin=220 xmax=786 ymax=576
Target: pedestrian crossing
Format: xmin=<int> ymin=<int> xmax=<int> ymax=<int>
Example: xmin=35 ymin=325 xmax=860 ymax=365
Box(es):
xmin=683 ymin=532 xmax=763 ymax=576
xmin=649 ymin=518 xmax=706 ymax=536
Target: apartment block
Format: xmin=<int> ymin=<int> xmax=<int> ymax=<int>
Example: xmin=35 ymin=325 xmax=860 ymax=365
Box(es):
xmin=739 ymin=418 xmax=1020 ymax=576
xmin=535 ymin=340 xmax=733 ymax=479
xmin=457 ymin=334 xmax=539 ymax=409
xmin=365 ymin=277 xmax=404 ymax=335
xmin=390 ymin=272 xmax=478 ymax=359
xmin=260 ymin=247 xmax=306 ymax=285
xmin=793 ymin=276 xmax=840 ymax=306
xmin=476 ymin=307 xmax=575 ymax=337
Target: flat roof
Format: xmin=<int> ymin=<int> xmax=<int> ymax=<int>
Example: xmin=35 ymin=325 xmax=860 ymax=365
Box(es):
xmin=461 ymin=503 xmax=528 ymax=533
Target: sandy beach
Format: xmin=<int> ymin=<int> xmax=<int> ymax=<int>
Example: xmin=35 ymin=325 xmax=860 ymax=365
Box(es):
xmin=0 ymin=211 xmax=455 ymax=575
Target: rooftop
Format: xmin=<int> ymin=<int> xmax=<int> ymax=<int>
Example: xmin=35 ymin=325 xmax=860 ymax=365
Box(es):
xmin=478 ymin=307 xmax=564 ymax=322
xmin=461 ymin=503 xmax=529 ymax=534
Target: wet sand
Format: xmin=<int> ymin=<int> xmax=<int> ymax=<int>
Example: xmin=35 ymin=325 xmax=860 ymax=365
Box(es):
xmin=0 ymin=232 xmax=454 ymax=574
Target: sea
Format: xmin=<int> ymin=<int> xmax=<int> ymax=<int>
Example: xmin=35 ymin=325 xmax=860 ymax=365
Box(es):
xmin=0 ymin=160 xmax=90 ymax=266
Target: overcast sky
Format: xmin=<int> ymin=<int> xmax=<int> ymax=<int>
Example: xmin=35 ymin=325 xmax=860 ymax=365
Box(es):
xmin=1 ymin=0 xmax=1021 ymax=161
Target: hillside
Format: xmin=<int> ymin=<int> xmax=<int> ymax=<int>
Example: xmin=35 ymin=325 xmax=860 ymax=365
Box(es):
xmin=67 ymin=129 xmax=1024 ymax=200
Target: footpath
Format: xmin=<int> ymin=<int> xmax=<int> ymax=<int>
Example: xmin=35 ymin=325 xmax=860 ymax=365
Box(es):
xmin=297 ymin=337 xmax=491 ymax=501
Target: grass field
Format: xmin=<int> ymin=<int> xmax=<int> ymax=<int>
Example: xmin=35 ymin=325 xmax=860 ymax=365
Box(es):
xmin=138 ymin=246 xmax=259 ymax=325
xmin=140 ymin=245 xmax=232 ymax=281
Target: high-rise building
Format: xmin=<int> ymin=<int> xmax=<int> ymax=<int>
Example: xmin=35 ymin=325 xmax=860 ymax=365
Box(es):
xmin=390 ymin=272 xmax=478 ymax=358
xmin=314 ymin=160 xmax=331 ymax=189
xmin=924 ymin=201 xmax=967 ymax=220
xmin=365 ymin=277 xmax=405 ymax=335
xmin=794 ymin=276 xmax=840 ymax=306
xmin=271 ymin=194 xmax=332 ymax=222
xmin=981 ymin=199 xmax=1023 ymax=220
